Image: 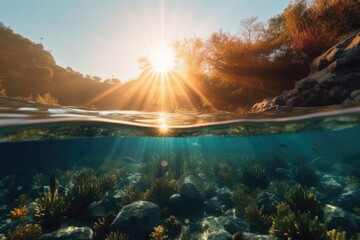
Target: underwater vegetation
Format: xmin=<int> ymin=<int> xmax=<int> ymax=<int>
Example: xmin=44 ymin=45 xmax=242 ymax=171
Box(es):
xmin=149 ymin=225 xmax=168 ymax=240
xmin=6 ymin=224 xmax=42 ymax=240
xmin=213 ymin=162 xmax=237 ymax=186
xmin=34 ymin=190 xmax=69 ymax=231
xmin=105 ymin=231 xmax=129 ymax=240
xmin=10 ymin=207 xmax=29 ymax=220
xmin=143 ymin=178 xmax=178 ymax=206
xmin=203 ymin=183 xmax=217 ymax=199
xmin=239 ymin=163 xmax=269 ymax=191
xmin=285 ymin=183 xmax=322 ymax=218
xmin=291 ymin=163 xmax=320 ymax=187
xmin=166 ymin=215 xmax=182 ymax=236
xmin=269 ymin=210 xmax=328 ymax=240
xmin=244 ymin=204 xmax=271 ymax=229
xmin=93 ymin=214 xmax=116 ymax=240
xmin=119 ymin=184 xmax=144 ymax=206
xmin=231 ymin=184 xmax=252 ymax=212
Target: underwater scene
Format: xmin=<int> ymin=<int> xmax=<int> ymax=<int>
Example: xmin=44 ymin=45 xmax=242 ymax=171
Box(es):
xmin=0 ymin=99 xmax=360 ymax=240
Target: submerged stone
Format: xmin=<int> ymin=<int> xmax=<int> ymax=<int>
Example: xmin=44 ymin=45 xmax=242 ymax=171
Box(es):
xmin=324 ymin=204 xmax=360 ymax=235
xmin=179 ymin=175 xmax=204 ymax=200
xmin=110 ymin=201 xmax=160 ymax=240
xmin=40 ymin=226 xmax=93 ymax=240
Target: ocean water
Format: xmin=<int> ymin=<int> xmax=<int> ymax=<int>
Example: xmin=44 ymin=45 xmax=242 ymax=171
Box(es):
xmin=1 ymin=98 xmax=360 ymax=239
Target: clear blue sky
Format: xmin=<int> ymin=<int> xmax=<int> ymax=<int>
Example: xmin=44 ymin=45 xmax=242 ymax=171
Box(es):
xmin=0 ymin=0 xmax=290 ymax=82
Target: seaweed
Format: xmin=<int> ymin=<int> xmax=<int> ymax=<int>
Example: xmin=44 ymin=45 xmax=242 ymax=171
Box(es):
xmin=143 ymin=178 xmax=178 ymax=207
xmin=93 ymin=214 xmax=116 ymax=240
xmin=100 ymin=174 xmax=117 ymax=192
xmin=6 ymin=224 xmax=42 ymax=240
xmin=105 ymin=231 xmax=130 ymax=240
xmin=327 ymin=229 xmax=346 ymax=240
xmin=291 ymin=163 xmax=320 ymax=187
xmin=203 ymin=183 xmax=217 ymax=199
xmin=149 ymin=225 xmax=168 ymax=240
xmin=34 ymin=190 xmax=68 ymax=231
xmin=244 ymin=204 xmax=271 ymax=229
xmin=285 ymin=184 xmax=322 ymax=218
xmin=271 ymin=180 xmax=288 ymax=200
xmin=239 ymin=163 xmax=269 ymax=191
xmin=212 ymin=162 xmax=237 ymax=187
xmin=33 ymin=173 xmax=44 ymax=187
xmin=166 ymin=215 xmax=182 ymax=235
xmin=231 ymin=184 xmax=252 ymax=213
xmin=119 ymin=185 xmax=144 ymax=206
xmin=269 ymin=211 xmax=328 ymax=240
xmin=262 ymin=155 xmax=289 ymax=180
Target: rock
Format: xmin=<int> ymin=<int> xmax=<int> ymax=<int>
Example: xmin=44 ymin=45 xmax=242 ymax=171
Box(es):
xmin=320 ymin=174 xmax=344 ymax=198
xmin=252 ymin=29 xmax=360 ymax=112
xmin=323 ymin=204 xmax=360 ymax=235
xmin=40 ymin=226 xmax=93 ymax=240
xmin=179 ymin=175 xmax=204 ymax=201
xmin=204 ymin=197 xmax=223 ymax=216
xmin=219 ymin=212 xmax=249 ymax=234
xmin=335 ymin=185 xmax=360 ymax=211
xmin=0 ymin=234 xmax=5 ymax=240
xmin=201 ymin=216 xmax=232 ymax=240
xmin=88 ymin=188 xmax=123 ymax=218
xmin=110 ymin=201 xmax=160 ymax=240
xmin=206 ymin=230 xmax=232 ymax=240
xmin=242 ymin=232 xmax=277 ymax=240
xmin=216 ymin=187 xmax=233 ymax=208
xmin=255 ymin=191 xmax=279 ymax=215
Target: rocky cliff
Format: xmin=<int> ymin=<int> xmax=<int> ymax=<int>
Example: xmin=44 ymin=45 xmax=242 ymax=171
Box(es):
xmin=252 ymin=29 xmax=360 ymax=112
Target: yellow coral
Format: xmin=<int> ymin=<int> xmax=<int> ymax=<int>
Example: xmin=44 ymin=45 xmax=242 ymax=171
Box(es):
xmin=149 ymin=225 xmax=168 ymax=240
xmin=10 ymin=207 xmax=28 ymax=220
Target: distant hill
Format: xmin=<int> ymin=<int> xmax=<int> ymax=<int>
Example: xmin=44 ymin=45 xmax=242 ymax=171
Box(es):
xmin=0 ymin=23 xmax=213 ymax=111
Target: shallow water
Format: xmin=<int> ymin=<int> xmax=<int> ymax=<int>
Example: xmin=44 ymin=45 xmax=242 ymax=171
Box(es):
xmin=1 ymin=98 xmax=360 ymax=239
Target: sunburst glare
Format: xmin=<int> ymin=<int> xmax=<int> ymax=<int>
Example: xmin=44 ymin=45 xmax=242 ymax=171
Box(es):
xmin=150 ymin=44 xmax=175 ymax=74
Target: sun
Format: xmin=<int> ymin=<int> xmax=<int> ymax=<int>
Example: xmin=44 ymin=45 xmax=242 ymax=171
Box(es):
xmin=150 ymin=45 xmax=175 ymax=74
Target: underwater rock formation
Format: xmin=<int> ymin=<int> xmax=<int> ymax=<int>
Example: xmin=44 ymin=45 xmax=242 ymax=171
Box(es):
xmin=252 ymin=29 xmax=360 ymax=112
xmin=40 ymin=226 xmax=93 ymax=240
xmin=324 ymin=204 xmax=360 ymax=235
xmin=110 ymin=201 xmax=160 ymax=240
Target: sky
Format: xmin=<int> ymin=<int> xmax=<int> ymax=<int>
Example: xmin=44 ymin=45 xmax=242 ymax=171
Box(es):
xmin=0 ymin=0 xmax=291 ymax=82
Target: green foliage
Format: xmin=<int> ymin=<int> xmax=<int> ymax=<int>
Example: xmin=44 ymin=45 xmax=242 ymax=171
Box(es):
xmin=244 ymin=204 xmax=271 ymax=228
xmin=34 ymin=190 xmax=68 ymax=230
xmin=269 ymin=211 xmax=328 ymax=240
xmin=105 ymin=231 xmax=129 ymax=240
xmin=239 ymin=163 xmax=269 ymax=191
xmin=285 ymin=184 xmax=322 ymax=218
xmin=6 ymin=224 xmax=42 ymax=240
xmin=291 ymin=163 xmax=320 ymax=187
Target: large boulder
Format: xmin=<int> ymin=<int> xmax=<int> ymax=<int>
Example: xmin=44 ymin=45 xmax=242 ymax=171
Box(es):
xmin=252 ymin=29 xmax=360 ymax=112
xmin=40 ymin=226 xmax=93 ymax=240
xmin=110 ymin=201 xmax=160 ymax=240
xmin=323 ymin=204 xmax=360 ymax=235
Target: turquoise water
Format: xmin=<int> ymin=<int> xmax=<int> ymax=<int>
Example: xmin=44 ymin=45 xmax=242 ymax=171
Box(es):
xmin=0 ymin=98 xmax=360 ymax=239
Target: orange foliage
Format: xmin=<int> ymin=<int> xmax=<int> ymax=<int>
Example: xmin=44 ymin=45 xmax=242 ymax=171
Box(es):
xmin=10 ymin=207 xmax=29 ymax=220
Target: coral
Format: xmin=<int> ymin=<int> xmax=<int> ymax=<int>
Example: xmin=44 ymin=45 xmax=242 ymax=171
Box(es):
xmin=6 ymin=224 xmax=42 ymax=240
xmin=119 ymin=185 xmax=144 ymax=206
xmin=143 ymin=178 xmax=178 ymax=206
xmin=231 ymin=184 xmax=252 ymax=212
xmin=105 ymin=231 xmax=129 ymax=240
xmin=149 ymin=225 xmax=168 ymax=240
xmin=269 ymin=211 xmax=328 ymax=240
xmin=239 ymin=163 xmax=269 ymax=190
xmin=213 ymin=162 xmax=237 ymax=187
xmin=244 ymin=204 xmax=271 ymax=228
xmin=285 ymin=184 xmax=322 ymax=218
xmin=35 ymin=190 xmax=68 ymax=231
xmin=203 ymin=183 xmax=217 ymax=199
xmin=166 ymin=215 xmax=182 ymax=235
xmin=10 ymin=207 xmax=29 ymax=220
xmin=291 ymin=163 xmax=320 ymax=187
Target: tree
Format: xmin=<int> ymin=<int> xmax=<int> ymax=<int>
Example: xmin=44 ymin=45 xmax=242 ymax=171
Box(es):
xmin=240 ymin=17 xmax=265 ymax=43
